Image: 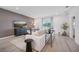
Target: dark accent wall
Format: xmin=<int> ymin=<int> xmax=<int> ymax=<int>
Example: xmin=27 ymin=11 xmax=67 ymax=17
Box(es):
xmin=0 ymin=8 xmax=34 ymax=38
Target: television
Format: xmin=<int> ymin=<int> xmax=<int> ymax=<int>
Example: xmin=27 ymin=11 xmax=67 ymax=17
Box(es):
xmin=13 ymin=21 xmax=28 ymax=36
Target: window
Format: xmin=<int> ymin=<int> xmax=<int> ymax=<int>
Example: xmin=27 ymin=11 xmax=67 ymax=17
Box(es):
xmin=42 ymin=17 xmax=53 ymax=30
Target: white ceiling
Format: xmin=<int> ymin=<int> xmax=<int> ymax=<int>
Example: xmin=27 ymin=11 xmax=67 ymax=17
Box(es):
xmin=0 ymin=6 xmax=72 ymax=18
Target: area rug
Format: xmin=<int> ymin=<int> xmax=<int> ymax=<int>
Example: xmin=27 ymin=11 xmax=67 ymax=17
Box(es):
xmin=10 ymin=37 xmax=26 ymax=51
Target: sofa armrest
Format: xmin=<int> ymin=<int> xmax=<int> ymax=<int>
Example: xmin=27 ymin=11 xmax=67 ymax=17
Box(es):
xmin=25 ymin=34 xmax=45 ymax=51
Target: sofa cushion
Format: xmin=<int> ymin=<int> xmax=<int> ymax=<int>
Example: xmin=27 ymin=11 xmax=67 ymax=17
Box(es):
xmin=33 ymin=30 xmax=45 ymax=36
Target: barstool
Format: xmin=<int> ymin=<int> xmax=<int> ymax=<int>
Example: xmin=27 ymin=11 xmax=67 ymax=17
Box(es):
xmin=25 ymin=39 xmax=33 ymax=52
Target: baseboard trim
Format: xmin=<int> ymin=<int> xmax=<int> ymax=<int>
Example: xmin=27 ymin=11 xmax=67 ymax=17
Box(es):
xmin=0 ymin=35 xmax=14 ymax=40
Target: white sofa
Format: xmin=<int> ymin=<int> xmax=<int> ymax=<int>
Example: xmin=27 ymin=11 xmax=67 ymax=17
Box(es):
xmin=25 ymin=30 xmax=50 ymax=51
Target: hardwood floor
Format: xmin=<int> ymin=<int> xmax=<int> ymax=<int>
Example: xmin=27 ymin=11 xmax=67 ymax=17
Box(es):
xmin=0 ymin=35 xmax=79 ymax=52
xmin=42 ymin=36 xmax=79 ymax=52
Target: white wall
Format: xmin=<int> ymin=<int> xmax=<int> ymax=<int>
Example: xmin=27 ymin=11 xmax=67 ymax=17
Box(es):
xmin=34 ymin=18 xmax=43 ymax=30
xmin=69 ymin=7 xmax=79 ymax=45
xmin=75 ymin=15 xmax=79 ymax=45
xmin=53 ymin=14 xmax=69 ymax=35
xmin=53 ymin=15 xmax=63 ymax=34
xmin=69 ymin=17 xmax=73 ymax=39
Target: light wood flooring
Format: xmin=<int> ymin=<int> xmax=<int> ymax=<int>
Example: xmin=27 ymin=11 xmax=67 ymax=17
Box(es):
xmin=0 ymin=35 xmax=79 ymax=52
xmin=42 ymin=36 xmax=79 ymax=52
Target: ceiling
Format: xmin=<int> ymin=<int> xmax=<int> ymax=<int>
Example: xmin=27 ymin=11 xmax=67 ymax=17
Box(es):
xmin=0 ymin=6 xmax=72 ymax=18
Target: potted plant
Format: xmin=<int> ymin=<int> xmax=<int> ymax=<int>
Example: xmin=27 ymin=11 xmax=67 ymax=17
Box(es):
xmin=62 ymin=22 xmax=69 ymax=36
